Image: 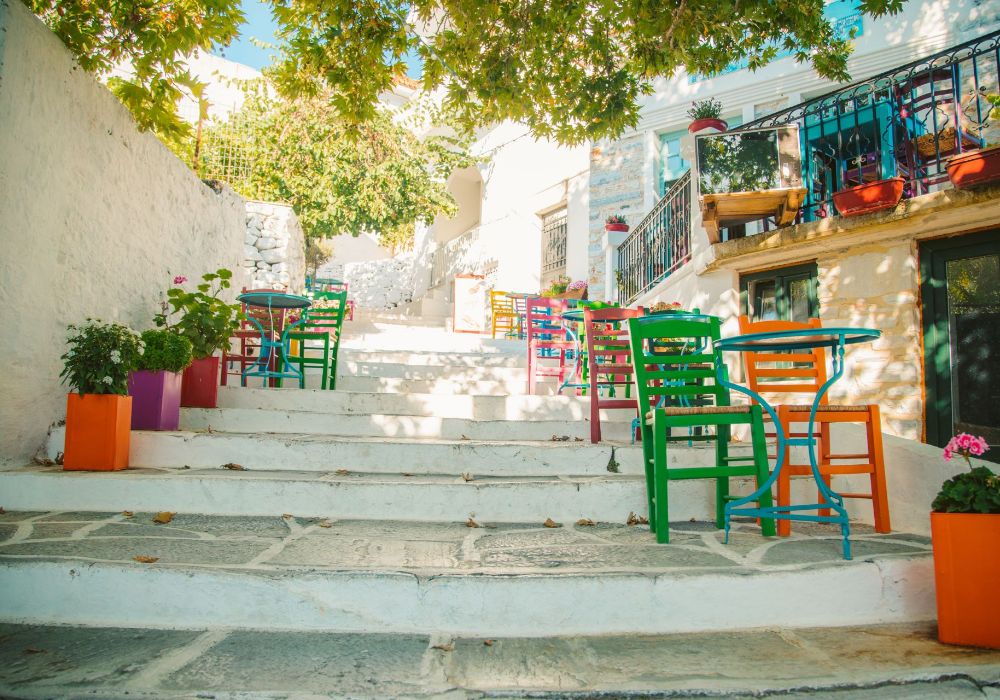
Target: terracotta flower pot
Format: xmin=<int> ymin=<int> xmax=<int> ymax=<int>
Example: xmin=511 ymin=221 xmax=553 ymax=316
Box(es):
xmin=563 ymin=288 xmax=587 ymax=300
xmin=832 ymin=177 xmax=905 ymax=217
xmin=947 ymin=145 xmax=1000 ymax=190
xmin=930 ymin=511 xmax=1000 ymax=649
xmin=688 ymin=118 xmax=728 ymax=134
xmin=63 ymin=393 xmax=131 ymax=471
xmin=181 ymin=356 xmax=221 ymax=409
xmin=128 ymin=370 xmax=183 ymax=430
xmin=605 ymin=223 xmax=630 ymax=233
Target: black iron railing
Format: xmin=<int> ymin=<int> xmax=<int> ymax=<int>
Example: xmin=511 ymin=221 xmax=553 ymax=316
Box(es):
xmin=616 ymin=172 xmax=691 ymax=304
xmin=735 ymin=29 xmax=1000 ymax=224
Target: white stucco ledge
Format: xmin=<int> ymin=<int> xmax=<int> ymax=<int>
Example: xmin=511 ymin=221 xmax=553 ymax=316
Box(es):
xmin=704 ymin=181 xmax=1000 ymax=273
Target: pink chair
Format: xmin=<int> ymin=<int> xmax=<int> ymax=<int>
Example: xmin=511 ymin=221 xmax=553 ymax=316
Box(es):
xmin=583 ymin=306 xmax=644 ymax=442
xmin=525 ymin=297 xmax=574 ymax=394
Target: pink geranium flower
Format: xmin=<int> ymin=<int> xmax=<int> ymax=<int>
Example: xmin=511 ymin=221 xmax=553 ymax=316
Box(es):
xmin=943 ymin=433 xmax=990 ymax=467
xmin=173 ymin=276 xmax=188 ymax=285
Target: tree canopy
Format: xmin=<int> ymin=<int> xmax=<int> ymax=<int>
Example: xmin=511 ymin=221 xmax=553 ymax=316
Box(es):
xmin=197 ymin=85 xmax=476 ymax=249
xmin=30 ymin=0 xmax=904 ymax=146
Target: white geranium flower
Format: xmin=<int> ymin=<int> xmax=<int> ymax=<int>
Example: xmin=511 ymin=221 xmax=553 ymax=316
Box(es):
xmin=110 ymin=350 xmax=122 ymax=364
xmin=102 ymin=376 xmax=113 ymax=385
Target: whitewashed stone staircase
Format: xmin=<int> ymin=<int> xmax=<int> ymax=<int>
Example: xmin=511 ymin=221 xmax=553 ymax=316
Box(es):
xmin=0 ymin=315 xmax=935 ymax=639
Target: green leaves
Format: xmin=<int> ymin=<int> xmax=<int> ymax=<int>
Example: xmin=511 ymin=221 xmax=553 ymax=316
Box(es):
xmin=60 ymin=320 xmax=143 ymax=396
xmin=933 ymin=467 xmax=1000 ymax=514
xmin=155 ymin=270 xmax=243 ymax=359
xmin=136 ymin=329 xmax=194 ymax=373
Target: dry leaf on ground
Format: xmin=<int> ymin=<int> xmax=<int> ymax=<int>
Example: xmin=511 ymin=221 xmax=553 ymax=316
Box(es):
xmin=133 ymin=556 xmax=159 ymax=563
xmin=32 ymin=457 xmax=55 ymax=466
xmin=484 ymin=639 xmax=494 ymax=647
xmin=222 ymin=463 xmax=244 ymax=471
xmin=626 ymin=512 xmax=649 ymax=526
xmin=466 ymin=517 xmax=480 ymax=528
xmin=0 ymin=507 xmax=5 ymax=515
xmin=122 ymin=511 xmax=134 ymax=518
xmin=335 ymin=469 xmax=349 ymax=475
xmin=402 ymin=472 xmax=414 ymax=476
xmin=152 ymin=512 xmax=175 ymax=525
xmin=461 ymin=472 xmax=473 ymax=482
xmin=317 ymin=520 xmax=333 ymax=528
xmin=23 ymin=648 xmax=45 ymax=654
xmin=574 ymin=437 xmax=583 ymax=441
xmin=282 ymin=513 xmax=293 ymax=519
xmin=543 ymin=518 xmax=562 ymax=528
xmin=575 ymin=518 xmax=595 ymax=526
xmin=550 ymin=435 xmax=570 ymax=442
xmin=431 ymin=643 xmax=454 ymax=652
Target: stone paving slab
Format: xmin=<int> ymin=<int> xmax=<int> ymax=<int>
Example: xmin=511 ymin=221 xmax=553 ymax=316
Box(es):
xmin=0 ymin=510 xmax=931 ymax=575
xmin=0 ymin=622 xmax=997 ymax=699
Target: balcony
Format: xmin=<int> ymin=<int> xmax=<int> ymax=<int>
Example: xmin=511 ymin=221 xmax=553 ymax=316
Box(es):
xmin=616 ymin=29 xmax=1000 ymax=305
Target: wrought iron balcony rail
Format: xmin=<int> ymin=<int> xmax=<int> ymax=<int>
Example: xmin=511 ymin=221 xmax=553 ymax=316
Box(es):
xmin=616 ymin=172 xmax=691 ymax=305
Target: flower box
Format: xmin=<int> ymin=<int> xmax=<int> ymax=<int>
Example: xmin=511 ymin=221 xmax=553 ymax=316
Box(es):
xmin=946 ymin=146 xmax=1000 ymax=190
xmin=63 ymin=394 xmax=131 ymax=471
xmin=688 ymin=118 xmax=727 ymax=134
xmin=605 ymin=222 xmax=630 ymax=233
xmin=128 ymin=370 xmax=183 ymax=430
xmin=181 ymin=356 xmax=221 ymax=408
xmin=832 ymin=177 xmax=905 ymax=217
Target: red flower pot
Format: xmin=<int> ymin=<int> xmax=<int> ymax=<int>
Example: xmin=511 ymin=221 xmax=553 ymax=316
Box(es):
xmin=947 ymin=145 xmax=1000 ymax=190
xmin=688 ymin=118 xmax=728 ymax=134
xmin=930 ymin=511 xmax=1000 ymax=649
xmin=128 ymin=370 xmax=183 ymax=430
xmin=181 ymin=356 xmax=221 ymax=409
xmin=832 ymin=177 xmax=905 ymax=217
xmin=63 ymin=394 xmax=131 ymax=471
xmin=605 ymin=223 xmax=630 ymax=233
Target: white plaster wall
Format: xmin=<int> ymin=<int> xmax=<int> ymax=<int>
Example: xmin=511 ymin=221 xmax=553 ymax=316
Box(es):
xmin=0 ymin=0 xmax=250 ymax=464
xmin=326 ymin=233 xmax=391 ymax=265
xmin=434 ymin=167 xmax=483 ymax=243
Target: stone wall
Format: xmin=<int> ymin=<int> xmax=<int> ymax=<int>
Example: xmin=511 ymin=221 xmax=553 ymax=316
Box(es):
xmin=0 ymin=0 xmax=251 ymax=464
xmin=242 ymin=201 xmax=305 ymax=293
xmin=587 ymin=136 xmax=646 ymax=300
xmin=340 ymin=254 xmax=418 ymax=310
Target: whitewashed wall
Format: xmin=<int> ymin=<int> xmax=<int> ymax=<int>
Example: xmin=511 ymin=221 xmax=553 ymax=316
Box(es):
xmin=0 ymin=0 xmax=251 ymax=464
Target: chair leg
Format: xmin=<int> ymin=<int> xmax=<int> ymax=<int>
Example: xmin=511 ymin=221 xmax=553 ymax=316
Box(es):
xmin=527 ymin=352 xmax=536 ymax=395
xmin=750 ymin=407 xmax=776 ymax=537
xmin=640 ymin=424 xmax=656 ymax=534
xmin=817 ymin=421 xmax=833 ymax=517
xmin=714 ymin=424 xmax=730 ymax=529
xmin=590 ymin=392 xmax=601 ymax=444
xmin=776 ymin=406 xmax=793 ymax=537
xmin=867 ymin=405 xmax=892 ymax=533
xmin=652 ymin=412 xmax=670 ymax=543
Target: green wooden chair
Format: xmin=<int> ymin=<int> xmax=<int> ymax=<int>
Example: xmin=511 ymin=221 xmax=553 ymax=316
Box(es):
xmin=303 ymin=289 xmax=348 ymax=390
xmin=627 ymin=315 xmax=776 ymax=543
xmin=280 ymin=330 xmax=331 ymax=389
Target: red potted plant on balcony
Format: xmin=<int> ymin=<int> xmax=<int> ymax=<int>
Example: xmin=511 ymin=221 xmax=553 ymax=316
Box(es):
xmin=605 ymin=214 xmax=629 ymax=233
xmin=930 ymin=433 xmax=999 ymax=649
xmin=947 ymin=93 xmax=1000 ymax=190
xmin=687 ymin=97 xmax=727 ymax=134
xmin=832 ymin=175 xmax=906 ymax=217
xmin=155 ymin=270 xmax=242 ymax=409
xmin=60 ymin=320 xmax=143 ymax=471
xmin=127 ymin=329 xmax=193 ymax=430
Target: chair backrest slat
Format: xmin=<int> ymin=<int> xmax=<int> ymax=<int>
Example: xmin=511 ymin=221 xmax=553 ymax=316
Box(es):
xmin=583 ymin=307 xmax=643 ymax=390
xmin=526 ymin=297 xmax=569 ymax=343
xmin=737 ymin=315 xmax=827 ymax=401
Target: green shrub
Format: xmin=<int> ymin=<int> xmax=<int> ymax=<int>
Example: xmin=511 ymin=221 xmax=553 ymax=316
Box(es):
xmin=932 ymin=467 xmax=1000 ymax=514
xmin=60 ymin=320 xmax=142 ymax=395
xmin=136 ymin=329 xmax=193 ymax=373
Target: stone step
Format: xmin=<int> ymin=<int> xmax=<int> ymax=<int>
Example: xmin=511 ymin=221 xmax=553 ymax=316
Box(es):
xmin=0 ymin=623 xmax=994 ymax=700
xmin=0 ymin=509 xmax=935 ymax=637
xmin=1 ymin=466 xmax=652 ymax=523
xmin=181 ymin=408 xmax=637 ymax=442
xmin=341 ymin=325 xmax=522 ymax=355
xmin=217 ymin=386 xmax=622 ymax=422
xmin=338 ymin=348 xmax=526 ymax=367
xmin=335 ymin=374 xmax=539 ymax=395
xmin=341 ymin=360 xmax=530 ymax=383
xmin=45 ymin=428 xmax=646 ymax=476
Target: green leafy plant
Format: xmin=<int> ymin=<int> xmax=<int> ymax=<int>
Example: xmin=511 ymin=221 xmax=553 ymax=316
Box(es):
xmin=541 ymin=275 xmax=571 ymax=297
xmin=932 ymin=433 xmax=999 ymax=514
xmin=155 ymin=269 xmax=243 ymax=360
xmin=686 ymin=98 xmax=724 ymax=121
xmin=60 ymin=320 xmax=143 ymax=395
xmin=135 ymin=329 xmax=194 ymax=373
xmin=606 ymin=214 xmax=628 ymax=225
xmin=305 ymin=240 xmax=333 ymax=281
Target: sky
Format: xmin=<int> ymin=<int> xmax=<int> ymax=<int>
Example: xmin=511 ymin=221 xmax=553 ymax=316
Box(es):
xmin=212 ymin=0 xmax=423 ymax=78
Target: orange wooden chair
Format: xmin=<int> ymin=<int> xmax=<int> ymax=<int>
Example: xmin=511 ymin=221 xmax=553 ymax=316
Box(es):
xmin=583 ymin=306 xmax=643 ymax=442
xmin=738 ymin=315 xmax=890 ymax=536
xmin=526 ymin=297 xmax=573 ymax=394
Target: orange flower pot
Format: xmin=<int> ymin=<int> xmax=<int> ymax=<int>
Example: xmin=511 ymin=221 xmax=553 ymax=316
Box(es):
xmin=930 ymin=511 xmax=1000 ymax=649
xmin=63 ymin=394 xmax=131 ymax=471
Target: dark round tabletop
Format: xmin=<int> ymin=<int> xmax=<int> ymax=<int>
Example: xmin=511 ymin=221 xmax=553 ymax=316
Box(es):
xmin=716 ymin=327 xmax=881 ymax=352
xmin=237 ymin=292 xmax=313 ymax=310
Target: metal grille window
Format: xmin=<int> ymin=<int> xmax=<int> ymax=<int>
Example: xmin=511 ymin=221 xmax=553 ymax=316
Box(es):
xmin=541 ymin=209 xmax=568 ymax=275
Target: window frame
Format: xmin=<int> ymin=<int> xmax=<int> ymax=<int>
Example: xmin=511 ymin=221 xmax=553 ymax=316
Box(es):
xmin=739 ymin=262 xmax=819 ymax=322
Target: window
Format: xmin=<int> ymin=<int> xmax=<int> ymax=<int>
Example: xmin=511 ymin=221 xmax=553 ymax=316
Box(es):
xmin=659 ymin=130 xmax=689 ymax=196
xmin=540 ymin=208 xmax=568 ymax=284
xmin=740 ymin=263 xmax=819 ymax=323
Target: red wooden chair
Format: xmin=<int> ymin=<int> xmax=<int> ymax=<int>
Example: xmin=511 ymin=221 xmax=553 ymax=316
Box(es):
xmin=525 ymin=297 xmax=573 ymax=394
xmin=583 ymin=306 xmax=644 ymax=443
xmin=738 ymin=315 xmax=890 ymax=536
xmin=221 ymin=288 xmax=287 ymax=387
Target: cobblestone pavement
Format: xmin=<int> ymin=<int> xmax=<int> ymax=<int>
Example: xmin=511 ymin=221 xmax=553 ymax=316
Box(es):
xmin=0 ymin=509 xmax=931 ymax=574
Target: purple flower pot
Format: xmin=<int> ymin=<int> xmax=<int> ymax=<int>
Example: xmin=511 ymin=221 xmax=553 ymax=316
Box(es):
xmin=127 ymin=370 xmax=183 ymax=431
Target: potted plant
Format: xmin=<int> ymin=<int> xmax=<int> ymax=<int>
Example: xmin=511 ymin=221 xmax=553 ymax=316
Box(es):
xmin=930 ymin=433 xmax=999 ymax=649
xmin=59 ymin=320 xmax=143 ymax=471
xmin=947 ymin=93 xmax=1000 ymax=190
xmin=687 ymin=97 xmax=727 ymax=134
xmin=155 ymin=270 xmax=242 ymax=409
xmin=832 ymin=176 xmax=906 ymax=217
xmin=605 ymin=214 xmax=630 ymax=233
xmin=541 ymin=275 xmax=570 ymax=298
xmin=127 ymin=329 xmax=193 ymax=430
xmin=564 ymin=280 xmax=588 ymax=300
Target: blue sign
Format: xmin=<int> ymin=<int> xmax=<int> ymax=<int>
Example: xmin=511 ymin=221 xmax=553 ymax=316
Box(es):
xmin=690 ymin=0 xmax=864 ymax=82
